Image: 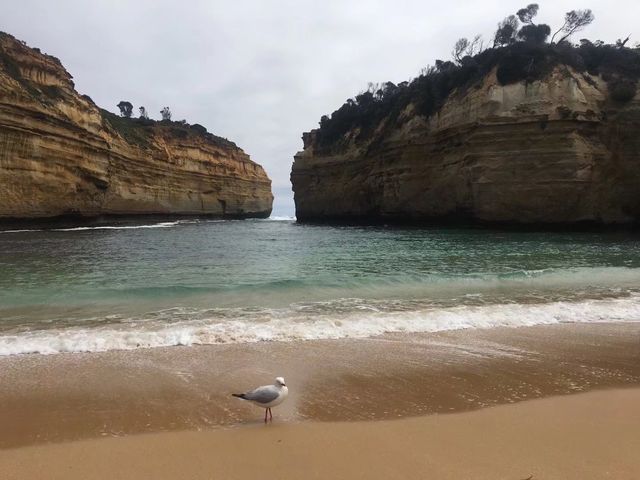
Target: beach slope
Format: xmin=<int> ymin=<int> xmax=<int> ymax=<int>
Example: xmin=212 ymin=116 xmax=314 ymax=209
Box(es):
xmin=1 ymin=388 xmax=638 ymax=480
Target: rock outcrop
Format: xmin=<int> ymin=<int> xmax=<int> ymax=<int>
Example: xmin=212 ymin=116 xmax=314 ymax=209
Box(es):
xmin=0 ymin=32 xmax=273 ymax=220
xmin=292 ymin=66 xmax=640 ymax=225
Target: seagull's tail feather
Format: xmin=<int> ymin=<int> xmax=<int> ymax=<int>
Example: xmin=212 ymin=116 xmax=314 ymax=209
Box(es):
xmin=232 ymin=393 xmax=247 ymax=399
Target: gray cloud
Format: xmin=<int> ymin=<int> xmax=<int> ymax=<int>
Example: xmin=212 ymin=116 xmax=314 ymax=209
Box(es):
xmin=4 ymin=0 xmax=638 ymax=215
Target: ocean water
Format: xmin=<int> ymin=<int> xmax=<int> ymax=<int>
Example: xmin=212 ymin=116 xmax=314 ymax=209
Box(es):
xmin=1 ymin=218 xmax=640 ymax=355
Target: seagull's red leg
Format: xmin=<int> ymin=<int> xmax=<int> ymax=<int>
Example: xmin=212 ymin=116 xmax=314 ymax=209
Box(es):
xmin=264 ymin=408 xmax=268 ymax=423
xmin=269 ymin=408 xmax=273 ymax=421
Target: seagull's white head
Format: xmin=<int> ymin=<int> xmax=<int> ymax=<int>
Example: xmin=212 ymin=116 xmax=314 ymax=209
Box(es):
xmin=275 ymin=377 xmax=286 ymax=387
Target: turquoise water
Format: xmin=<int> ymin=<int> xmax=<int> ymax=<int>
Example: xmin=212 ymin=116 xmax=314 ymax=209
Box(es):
xmin=1 ymin=218 xmax=640 ymax=354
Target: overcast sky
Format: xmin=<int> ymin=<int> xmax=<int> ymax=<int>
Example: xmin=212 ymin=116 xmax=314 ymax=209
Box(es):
xmin=3 ymin=1 xmax=638 ymax=215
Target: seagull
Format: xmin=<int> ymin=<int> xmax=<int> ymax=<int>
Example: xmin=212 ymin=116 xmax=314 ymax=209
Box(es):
xmin=232 ymin=377 xmax=289 ymax=423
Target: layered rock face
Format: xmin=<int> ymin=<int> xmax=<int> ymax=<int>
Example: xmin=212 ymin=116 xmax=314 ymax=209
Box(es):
xmin=0 ymin=32 xmax=273 ymax=220
xmin=292 ymin=68 xmax=640 ymax=225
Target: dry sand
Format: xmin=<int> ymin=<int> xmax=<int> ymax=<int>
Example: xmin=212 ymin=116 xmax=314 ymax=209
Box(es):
xmin=0 ymin=388 xmax=639 ymax=480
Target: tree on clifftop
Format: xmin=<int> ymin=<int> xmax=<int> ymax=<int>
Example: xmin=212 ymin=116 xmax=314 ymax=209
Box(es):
xmin=138 ymin=106 xmax=148 ymax=119
xmin=551 ymin=9 xmax=595 ymax=43
xmin=516 ymin=4 xmax=539 ymax=25
xmin=514 ymin=3 xmax=551 ymax=44
xmin=117 ymin=101 xmax=133 ymax=118
xmin=517 ymin=24 xmax=551 ymax=44
xmin=160 ymin=106 xmax=172 ymax=121
xmin=493 ymin=15 xmax=519 ymax=47
xmin=452 ymin=35 xmax=484 ymax=64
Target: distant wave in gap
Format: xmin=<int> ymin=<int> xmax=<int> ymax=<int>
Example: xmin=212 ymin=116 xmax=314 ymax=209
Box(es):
xmin=266 ymin=216 xmax=296 ymax=221
xmin=1 ymin=294 xmax=639 ymax=355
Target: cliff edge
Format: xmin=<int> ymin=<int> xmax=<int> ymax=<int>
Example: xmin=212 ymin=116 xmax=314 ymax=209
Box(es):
xmin=291 ymin=43 xmax=640 ymax=226
xmin=0 ymin=32 xmax=273 ymax=220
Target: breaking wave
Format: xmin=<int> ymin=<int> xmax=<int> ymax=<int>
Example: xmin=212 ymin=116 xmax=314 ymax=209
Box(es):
xmin=1 ymin=293 xmax=639 ymax=355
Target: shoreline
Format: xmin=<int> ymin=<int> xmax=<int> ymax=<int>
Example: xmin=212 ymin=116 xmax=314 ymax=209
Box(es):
xmin=1 ymin=322 xmax=639 ymax=448
xmin=1 ymin=388 xmax=639 ymax=479
xmin=2 ymin=292 xmax=640 ymax=356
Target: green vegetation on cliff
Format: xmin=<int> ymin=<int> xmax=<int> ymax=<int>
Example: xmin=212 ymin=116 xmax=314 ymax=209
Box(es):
xmin=315 ymin=6 xmax=640 ymax=151
xmin=100 ymin=110 xmax=239 ymax=151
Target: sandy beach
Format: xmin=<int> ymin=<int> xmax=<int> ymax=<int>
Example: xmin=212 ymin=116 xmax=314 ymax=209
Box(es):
xmin=1 ymin=322 xmax=640 ymax=444
xmin=0 ymin=321 xmax=639 ymax=478
xmin=0 ymin=322 xmax=639 ymax=447
xmin=0 ymin=388 xmax=638 ymax=479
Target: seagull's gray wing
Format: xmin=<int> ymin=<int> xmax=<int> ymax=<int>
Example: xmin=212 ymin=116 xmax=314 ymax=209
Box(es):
xmin=243 ymin=385 xmax=279 ymax=404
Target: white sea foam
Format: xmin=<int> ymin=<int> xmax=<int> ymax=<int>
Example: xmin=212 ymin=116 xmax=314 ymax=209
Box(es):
xmin=0 ymin=218 xmax=293 ymax=233
xmin=1 ymin=294 xmax=639 ymax=356
xmin=0 ymin=221 xmax=190 ymax=234
xmin=53 ymin=221 xmax=184 ymax=231
xmin=266 ymin=216 xmax=296 ymax=221
xmin=0 ymin=228 xmax=44 ymax=233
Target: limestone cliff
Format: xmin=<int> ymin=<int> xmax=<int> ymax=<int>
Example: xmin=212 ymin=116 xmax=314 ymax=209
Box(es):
xmin=0 ymin=32 xmax=273 ymax=220
xmin=292 ymin=60 xmax=640 ymax=225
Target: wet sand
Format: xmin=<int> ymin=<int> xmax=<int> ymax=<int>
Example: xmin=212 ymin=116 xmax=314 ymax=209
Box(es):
xmin=0 ymin=322 xmax=639 ymax=448
xmin=1 ymin=388 xmax=639 ymax=479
